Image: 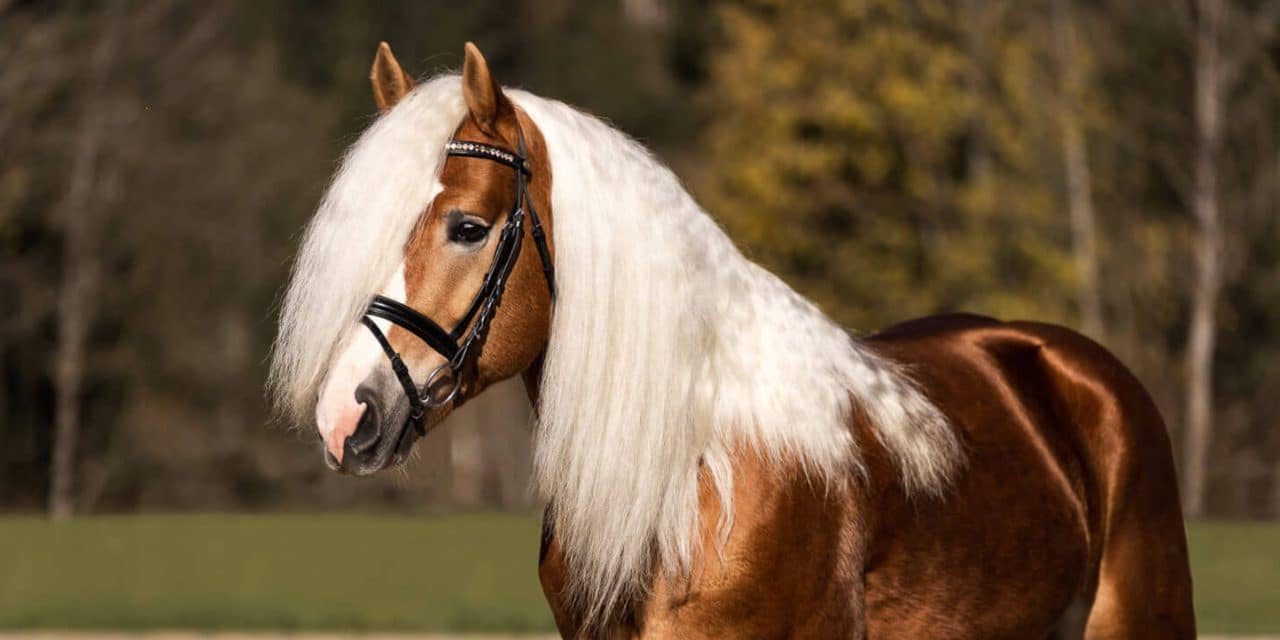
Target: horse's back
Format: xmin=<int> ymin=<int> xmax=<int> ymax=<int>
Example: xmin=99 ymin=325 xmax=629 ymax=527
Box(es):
xmin=862 ymin=315 xmax=1195 ymax=639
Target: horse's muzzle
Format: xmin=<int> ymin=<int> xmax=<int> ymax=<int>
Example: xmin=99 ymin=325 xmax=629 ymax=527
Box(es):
xmin=324 ymin=381 xmax=418 ymax=475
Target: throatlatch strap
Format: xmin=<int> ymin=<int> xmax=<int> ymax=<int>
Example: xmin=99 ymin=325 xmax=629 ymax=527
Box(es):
xmin=513 ymin=133 xmax=557 ymax=302
xmin=527 ymin=199 xmax=556 ymax=302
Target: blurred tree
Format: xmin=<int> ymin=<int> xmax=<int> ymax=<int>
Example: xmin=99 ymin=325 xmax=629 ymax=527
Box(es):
xmin=1090 ymin=0 xmax=1280 ymax=516
xmin=1183 ymin=0 xmax=1227 ymax=519
xmin=1051 ymin=0 xmax=1103 ymax=340
xmin=2 ymin=0 xmax=1278 ymax=518
xmin=48 ymin=2 xmax=124 ymax=520
xmin=701 ymin=0 xmax=1074 ymax=333
xmin=701 ymin=0 xmax=1280 ymax=517
xmin=1178 ymin=0 xmax=1280 ymax=517
xmin=1 ymin=1 xmax=346 ymax=511
xmin=1 ymin=0 xmax=701 ymax=514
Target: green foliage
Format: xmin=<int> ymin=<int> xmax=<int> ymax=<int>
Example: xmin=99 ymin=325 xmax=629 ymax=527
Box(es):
xmin=700 ymin=0 xmax=1280 ymax=516
xmin=0 ymin=1 xmax=702 ymax=513
xmin=701 ymin=0 xmax=1079 ymax=331
xmin=2 ymin=0 xmax=1279 ymax=520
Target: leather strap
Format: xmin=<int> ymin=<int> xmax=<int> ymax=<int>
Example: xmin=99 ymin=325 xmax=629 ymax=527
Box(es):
xmin=365 ymin=295 xmax=458 ymax=361
xmin=362 ymin=316 xmax=427 ymax=430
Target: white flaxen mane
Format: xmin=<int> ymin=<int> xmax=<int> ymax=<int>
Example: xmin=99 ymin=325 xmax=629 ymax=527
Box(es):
xmin=271 ymin=75 xmax=962 ymax=626
xmin=271 ymin=75 xmax=467 ymax=424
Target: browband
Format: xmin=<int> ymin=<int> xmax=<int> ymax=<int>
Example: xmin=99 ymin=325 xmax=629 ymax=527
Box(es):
xmin=445 ymin=140 xmax=531 ymax=175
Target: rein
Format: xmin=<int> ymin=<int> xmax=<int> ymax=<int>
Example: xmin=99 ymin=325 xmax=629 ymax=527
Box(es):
xmin=361 ymin=127 xmax=555 ymax=435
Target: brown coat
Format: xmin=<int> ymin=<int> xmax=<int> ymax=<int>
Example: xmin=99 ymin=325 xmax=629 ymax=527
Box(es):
xmin=540 ymin=316 xmax=1195 ymax=639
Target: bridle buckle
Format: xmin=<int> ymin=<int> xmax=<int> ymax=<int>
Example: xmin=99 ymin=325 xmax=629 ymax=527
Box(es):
xmin=422 ymin=362 xmax=463 ymax=409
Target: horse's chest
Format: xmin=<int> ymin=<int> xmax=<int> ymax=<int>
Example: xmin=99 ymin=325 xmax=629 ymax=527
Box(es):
xmin=539 ymin=460 xmax=866 ymax=638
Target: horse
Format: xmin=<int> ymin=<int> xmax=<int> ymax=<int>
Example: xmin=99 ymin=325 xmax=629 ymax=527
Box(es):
xmin=269 ymin=42 xmax=1196 ymax=639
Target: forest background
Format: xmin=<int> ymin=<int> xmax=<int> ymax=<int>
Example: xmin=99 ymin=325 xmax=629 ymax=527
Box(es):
xmin=3 ymin=0 xmax=1278 ymax=523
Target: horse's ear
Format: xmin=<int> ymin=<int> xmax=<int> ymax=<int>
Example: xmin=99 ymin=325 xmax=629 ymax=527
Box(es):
xmin=462 ymin=42 xmax=511 ymax=136
xmin=370 ymin=41 xmax=415 ymax=113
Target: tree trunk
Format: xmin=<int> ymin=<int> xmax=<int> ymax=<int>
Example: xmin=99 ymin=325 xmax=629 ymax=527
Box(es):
xmin=48 ymin=9 xmax=121 ymax=520
xmin=1182 ymin=0 xmax=1225 ymax=519
xmin=1052 ymin=0 xmax=1104 ymax=340
xmin=49 ymin=108 xmax=100 ymax=521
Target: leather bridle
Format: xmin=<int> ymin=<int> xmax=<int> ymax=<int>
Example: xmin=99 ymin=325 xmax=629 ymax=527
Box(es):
xmin=361 ymin=126 xmax=555 ymax=436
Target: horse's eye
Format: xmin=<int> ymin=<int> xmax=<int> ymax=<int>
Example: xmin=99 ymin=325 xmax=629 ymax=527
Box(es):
xmin=449 ymin=220 xmax=489 ymax=245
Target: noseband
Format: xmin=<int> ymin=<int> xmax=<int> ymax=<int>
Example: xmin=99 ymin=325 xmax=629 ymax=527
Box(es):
xmin=360 ymin=127 xmax=555 ymax=435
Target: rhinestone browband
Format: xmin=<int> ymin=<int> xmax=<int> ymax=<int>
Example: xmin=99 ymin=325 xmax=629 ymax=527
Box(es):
xmin=445 ymin=140 xmax=529 ymax=173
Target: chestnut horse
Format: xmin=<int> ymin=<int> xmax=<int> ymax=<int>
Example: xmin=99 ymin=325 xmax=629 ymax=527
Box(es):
xmin=270 ymin=42 xmax=1195 ymax=639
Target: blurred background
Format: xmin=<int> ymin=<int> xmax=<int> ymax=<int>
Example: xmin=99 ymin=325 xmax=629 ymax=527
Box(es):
xmin=1 ymin=0 xmax=1278 ymax=636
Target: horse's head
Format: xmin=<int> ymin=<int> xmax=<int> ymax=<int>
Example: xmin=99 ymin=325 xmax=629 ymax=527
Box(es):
xmin=315 ymin=43 xmax=554 ymax=475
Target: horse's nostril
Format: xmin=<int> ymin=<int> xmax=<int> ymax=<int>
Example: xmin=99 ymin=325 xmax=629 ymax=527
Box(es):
xmin=346 ymin=390 xmax=382 ymax=455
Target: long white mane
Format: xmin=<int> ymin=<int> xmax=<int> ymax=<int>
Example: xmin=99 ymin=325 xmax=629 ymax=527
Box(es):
xmin=271 ymin=75 xmax=962 ymax=626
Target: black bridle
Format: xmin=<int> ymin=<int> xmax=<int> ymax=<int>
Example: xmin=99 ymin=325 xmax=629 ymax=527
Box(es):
xmin=361 ymin=127 xmax=555 ymax=435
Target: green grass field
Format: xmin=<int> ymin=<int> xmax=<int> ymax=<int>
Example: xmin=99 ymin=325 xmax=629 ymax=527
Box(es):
xmin=0 ymin=514 xmax=1276 ymax=634
xmin=1186 ymin=521 xmax=1280 ymax=635
xmin=0 ymin=514 xmax=553 ymax=633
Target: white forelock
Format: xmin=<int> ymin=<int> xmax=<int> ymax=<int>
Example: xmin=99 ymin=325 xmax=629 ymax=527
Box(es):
xmin=270 ymin=75 xmax=466 ymax=424
xmin=271 ymin=75 xmax=962 ymax=628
